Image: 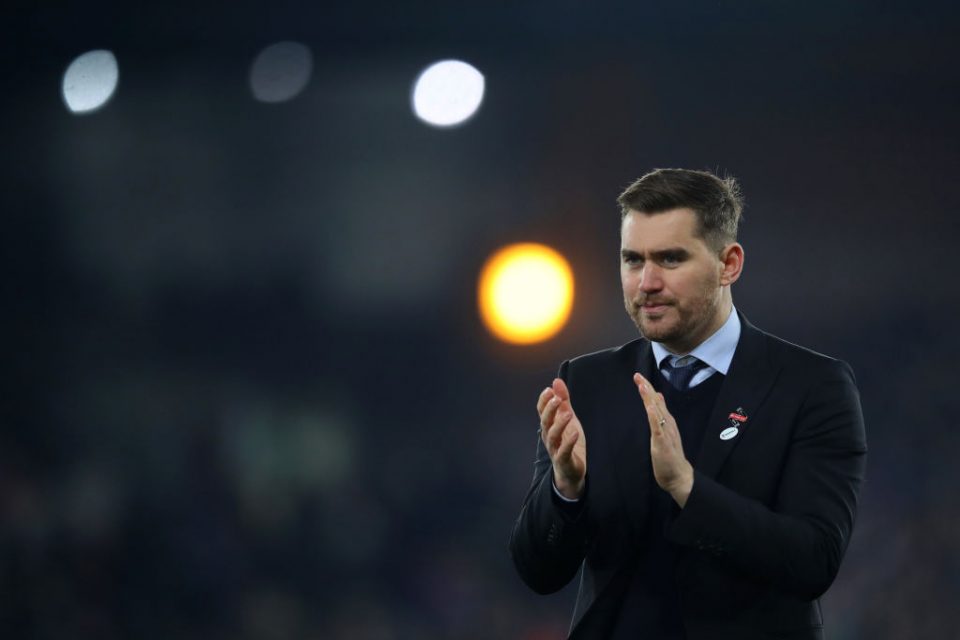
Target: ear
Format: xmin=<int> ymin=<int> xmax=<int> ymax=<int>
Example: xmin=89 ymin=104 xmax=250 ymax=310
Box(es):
xmin=718 ymin=242 xmax=744 ymax=286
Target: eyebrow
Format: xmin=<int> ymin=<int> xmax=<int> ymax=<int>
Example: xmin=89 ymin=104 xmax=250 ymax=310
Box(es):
xmin=620 ymin=247 xmax=690 ymax=260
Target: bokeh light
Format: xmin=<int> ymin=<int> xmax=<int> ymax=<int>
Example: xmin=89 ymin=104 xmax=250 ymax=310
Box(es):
xmin=478 ymin=243 xmax=574 ymax=345
xmin=62 ymin=49 xmax=119 ymax=114
xmin=411 ymin=59 xmax=485 ymax=127
xmin=249 ymin=41 xmax=314 ymax=103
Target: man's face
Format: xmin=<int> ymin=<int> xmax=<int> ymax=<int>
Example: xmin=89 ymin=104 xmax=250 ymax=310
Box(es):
xmin=620 ymin=208 xmax=729 ymax=354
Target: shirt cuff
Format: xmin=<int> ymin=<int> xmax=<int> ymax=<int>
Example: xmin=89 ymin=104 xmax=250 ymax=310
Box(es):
xmin=552 ymin=477 xmax=581 ymax=503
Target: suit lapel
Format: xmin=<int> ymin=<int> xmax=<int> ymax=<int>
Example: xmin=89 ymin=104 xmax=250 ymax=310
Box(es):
xmin=695 ymin=312 xmax=781 ymax=478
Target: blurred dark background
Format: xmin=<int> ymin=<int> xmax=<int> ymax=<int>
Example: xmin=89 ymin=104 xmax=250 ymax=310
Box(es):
xmin=4 ymin=1 xmax=959 ymax=638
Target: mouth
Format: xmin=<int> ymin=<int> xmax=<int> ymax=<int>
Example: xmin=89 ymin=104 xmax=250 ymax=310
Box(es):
xmin=638 ymin=302 xmax=670 ymax=314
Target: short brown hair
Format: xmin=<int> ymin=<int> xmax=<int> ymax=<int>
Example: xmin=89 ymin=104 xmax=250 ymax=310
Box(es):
xmin=617 ymin=168 xmax=743 ymax=252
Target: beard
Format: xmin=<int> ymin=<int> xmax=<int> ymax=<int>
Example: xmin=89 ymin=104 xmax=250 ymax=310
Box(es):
xmin=625 ymin=285 xmax=723 ymax=353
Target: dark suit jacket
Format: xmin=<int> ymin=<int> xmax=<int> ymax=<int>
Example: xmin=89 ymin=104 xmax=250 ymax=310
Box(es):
xmin=510 ymin=312 xmax=867 ymax=639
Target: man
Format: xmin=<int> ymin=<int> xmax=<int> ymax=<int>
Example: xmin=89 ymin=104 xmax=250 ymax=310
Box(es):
xmin=509 ymin=168 xmax=867 ymax=639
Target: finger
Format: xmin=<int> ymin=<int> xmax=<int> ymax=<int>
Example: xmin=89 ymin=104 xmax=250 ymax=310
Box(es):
xmin=555 ymin=426 xmax=580 ymax=464
xmin=633 ymin=372 xmax=654 ymax=404
xmin=633 ymin=373 xmax=663 ymax=429
xmin=641 ymin=398 xmax=664 ymax=438
xmin=657 ymin=393 xmax=685 ymax=451
xmin=651 ymin=392 xmax=668 ymax=425
xmin=653 ymin=393 xmax=673 ymax=428
xmin=537 ymin=387 xmax=555 ymax=416
xmin=552 ymin=378 xmax=571 ymax=402
xmin=547 ymin=406 xmax=574 ymax=453
xmin=647 ymin=398 xmax=683 ymax=454
xmin=652 ymin=392 xmax=678 ymax=434
xmin=540 ymin=396 xmax=562 ymax=430
xmin=634 ymin=376 xmax=673 ymax=425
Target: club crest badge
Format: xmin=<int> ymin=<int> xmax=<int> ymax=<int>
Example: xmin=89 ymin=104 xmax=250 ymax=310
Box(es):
xmin=720 ymin=407 xmax=748 ymax=440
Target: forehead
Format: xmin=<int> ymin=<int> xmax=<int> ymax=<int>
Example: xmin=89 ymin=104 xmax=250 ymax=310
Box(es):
xmin=620 ymin=208 xmax=703 ymax=250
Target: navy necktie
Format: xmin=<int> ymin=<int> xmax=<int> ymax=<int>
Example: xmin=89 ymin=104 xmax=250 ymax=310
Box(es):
xmin=660 ymin=356 xmax=707 ymax=391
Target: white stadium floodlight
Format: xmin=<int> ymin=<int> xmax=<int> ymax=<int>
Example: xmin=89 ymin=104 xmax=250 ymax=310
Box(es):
xmin=62 ymin=50 xmax=119 ymax=114
xmin=411 ymin=59 xmax=485 ymax=128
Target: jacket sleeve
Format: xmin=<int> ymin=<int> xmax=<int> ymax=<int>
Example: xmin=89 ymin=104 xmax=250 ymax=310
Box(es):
xmin=509 ymin=360 xmax=591 ymax=595
xmin=667 ymin=359 xmax=868 ymax=601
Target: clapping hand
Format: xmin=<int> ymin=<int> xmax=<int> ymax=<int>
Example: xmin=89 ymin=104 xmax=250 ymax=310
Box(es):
xmin=537 ymin=378 xmax=587 ymax=500
xmin=634 ymin=372 xmax=694 ymax=507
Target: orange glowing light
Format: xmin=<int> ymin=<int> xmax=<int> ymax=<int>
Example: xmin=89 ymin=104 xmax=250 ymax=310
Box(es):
xmin=478 ymin=243 xmax=574 ymax=344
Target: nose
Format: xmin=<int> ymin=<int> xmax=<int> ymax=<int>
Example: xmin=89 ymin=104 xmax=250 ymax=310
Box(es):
xmin=638 ymin=263 xmax=663 ymax=293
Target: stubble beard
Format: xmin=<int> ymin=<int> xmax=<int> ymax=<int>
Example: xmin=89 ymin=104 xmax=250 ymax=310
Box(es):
xmin=626 ymin=285 xmax=724 ymax=353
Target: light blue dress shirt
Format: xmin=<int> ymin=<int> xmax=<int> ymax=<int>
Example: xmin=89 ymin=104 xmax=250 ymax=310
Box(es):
xmin=652 ymin=306 xmax=741 ymax=387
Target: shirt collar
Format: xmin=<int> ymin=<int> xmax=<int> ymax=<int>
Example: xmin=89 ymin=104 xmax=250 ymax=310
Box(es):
xmin=651 ymin=306 xmax=741 ymax=374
